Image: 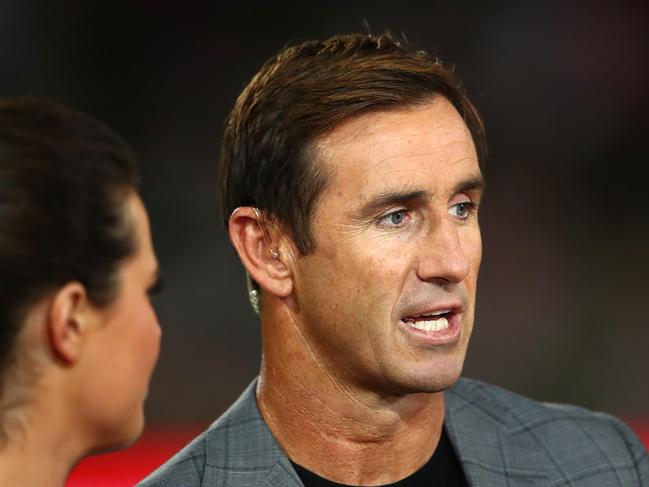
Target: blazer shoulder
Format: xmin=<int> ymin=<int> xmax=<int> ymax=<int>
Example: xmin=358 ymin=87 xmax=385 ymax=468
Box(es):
xmin=448 ymin=377 xmax=649 ymax=483
xmin=137 ymin=429 xmax=209 ymax=487
xmin=136 ymin=382 xmax=255 ymax=487
xmin=137 ymin=379 xmax=292 ymax=487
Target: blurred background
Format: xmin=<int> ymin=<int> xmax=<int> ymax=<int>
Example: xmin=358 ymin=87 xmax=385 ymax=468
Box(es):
xmin=2 ymin=0 xmax=647 ymax=481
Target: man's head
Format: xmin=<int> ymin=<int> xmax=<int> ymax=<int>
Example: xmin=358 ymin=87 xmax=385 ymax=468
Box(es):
xmin=218 ymin=33 xmax=486 ymax=254
xmin=221 ymin=33 xmax=486 ymax=396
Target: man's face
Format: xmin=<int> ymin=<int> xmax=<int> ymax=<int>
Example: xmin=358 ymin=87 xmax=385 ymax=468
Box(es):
xmin=291 ymin=97 xmax=483 ymax=396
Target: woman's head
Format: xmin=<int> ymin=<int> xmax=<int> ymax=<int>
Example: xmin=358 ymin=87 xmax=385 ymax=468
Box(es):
xmin=0 ymin=97 xmax=160 ymax=450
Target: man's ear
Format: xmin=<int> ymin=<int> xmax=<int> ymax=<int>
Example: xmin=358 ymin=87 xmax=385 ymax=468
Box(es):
xmin=47 ymin=282 xmax=91 ymax=365
xmin=229 ymin=207 xmax=293 ymax=299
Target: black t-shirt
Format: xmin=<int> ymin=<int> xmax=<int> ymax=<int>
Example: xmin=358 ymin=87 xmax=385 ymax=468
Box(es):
xmin=290 ymin=428 xmax=469 ymax=487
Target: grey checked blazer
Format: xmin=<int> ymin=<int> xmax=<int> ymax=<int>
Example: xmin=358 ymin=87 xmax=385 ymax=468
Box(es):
xmin=138 ymin=378 xmax=649 ymax=486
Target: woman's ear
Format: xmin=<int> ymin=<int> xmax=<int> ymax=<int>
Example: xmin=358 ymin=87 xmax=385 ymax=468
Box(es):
xmin=47 ymin=282 xmax=90 ymax=365
xmin=228 ymin=207 xmax=293 ymax=299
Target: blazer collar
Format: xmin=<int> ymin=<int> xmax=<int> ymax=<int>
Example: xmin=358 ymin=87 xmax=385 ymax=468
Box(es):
xmin=211 ymin=377 xmax=549 ymax=486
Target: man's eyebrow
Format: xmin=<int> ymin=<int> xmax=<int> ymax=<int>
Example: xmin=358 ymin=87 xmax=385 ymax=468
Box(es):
xmin=354 ymin=189 xmax=429 ymax=219
xmin=353 ymin=176 xmax=486 ymax=220
xmin=455 ymin=176 xmax=486 ymax=195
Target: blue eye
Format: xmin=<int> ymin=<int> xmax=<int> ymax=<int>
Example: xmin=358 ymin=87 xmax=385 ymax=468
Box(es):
xmin=450 ymin=202 xmax=475 ymax=219
xmin=378 ymin=210 xmax=408 ymax=228
xmin=389 ymin=211 xmax=404 ymax=225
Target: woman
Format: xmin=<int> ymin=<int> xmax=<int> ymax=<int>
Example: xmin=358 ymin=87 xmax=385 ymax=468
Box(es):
xmin=0 ymin=97 xmax=161 ymax=486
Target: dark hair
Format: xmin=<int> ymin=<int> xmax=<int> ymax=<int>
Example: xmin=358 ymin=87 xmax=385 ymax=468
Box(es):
xmin=0 ymin=96 xmax=139 ymax=384
xmin=218 ymin=32 xmax=487 ymax=254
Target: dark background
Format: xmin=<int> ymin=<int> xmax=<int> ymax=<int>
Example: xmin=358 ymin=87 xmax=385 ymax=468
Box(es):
xmin=2 ymin=0 xmax=647 ymax=425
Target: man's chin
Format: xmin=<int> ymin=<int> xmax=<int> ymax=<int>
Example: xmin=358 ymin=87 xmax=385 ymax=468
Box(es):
xmin=396 ymin=362 xmax=465 ymax=395
xmin=373 ymin=377 xmax=458 ymax=400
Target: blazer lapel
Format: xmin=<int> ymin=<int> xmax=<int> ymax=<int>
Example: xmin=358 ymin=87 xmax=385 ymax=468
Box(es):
xmin=445 ymin=379 xmax=548 ymax=487
xmin=255 ymin=457 xmax=304 ymax=487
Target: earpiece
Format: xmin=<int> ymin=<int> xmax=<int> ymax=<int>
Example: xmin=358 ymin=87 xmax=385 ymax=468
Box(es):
xmin=254 ymin=208 xmax=281 ymax=261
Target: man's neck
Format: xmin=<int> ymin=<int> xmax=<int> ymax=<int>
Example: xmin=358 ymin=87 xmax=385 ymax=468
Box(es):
xmin=257 ymin=308 xmax=445 ymax=485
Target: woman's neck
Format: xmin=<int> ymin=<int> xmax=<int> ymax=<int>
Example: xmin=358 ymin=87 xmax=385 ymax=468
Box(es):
xmin=0 ymin=442 xmax=71 ymax=487
xmin=0 ymin=398 xmax=85 ymax=487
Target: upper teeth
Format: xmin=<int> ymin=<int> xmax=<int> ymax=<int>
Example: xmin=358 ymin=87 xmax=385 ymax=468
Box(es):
xmin=411 ymin=309 xmax=451 ymax=318
xmin=406 ymin=316 xmax=449 ymax=332
xmin=409 ymin=309 xmax=451 ymax=318
xmin=429 ymin=309 xmax=451 ymax=316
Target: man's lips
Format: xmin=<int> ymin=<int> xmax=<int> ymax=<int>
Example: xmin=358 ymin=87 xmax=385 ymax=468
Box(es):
xmin=402 ymin=309 xmax=454 ymax=332
xmin=401 ymin=303 xmax=462 ymax=322
xmin=398 ymin=303 xmax=463 ymax=342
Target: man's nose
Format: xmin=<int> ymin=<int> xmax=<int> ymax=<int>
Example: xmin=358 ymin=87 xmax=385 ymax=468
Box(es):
xmin=416 ymin=220 xmax=470 ymax=285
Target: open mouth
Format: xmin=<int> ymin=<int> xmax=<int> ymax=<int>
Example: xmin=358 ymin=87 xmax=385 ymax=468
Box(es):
xmin=401 ymin=310 xmax=453 ymax=332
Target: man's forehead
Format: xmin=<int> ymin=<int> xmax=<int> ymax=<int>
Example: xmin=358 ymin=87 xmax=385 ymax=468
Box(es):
xmin=312 ymin=101 xmax=478 ymax=192
xmin=314 ymin=100 xmax=474 ymax=165
xmin=317 ymin=102 xmax=454 ymax=146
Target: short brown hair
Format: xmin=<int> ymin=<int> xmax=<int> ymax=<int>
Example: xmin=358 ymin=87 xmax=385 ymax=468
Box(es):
xmin=218 ymin=32 xmax=486 ymax=254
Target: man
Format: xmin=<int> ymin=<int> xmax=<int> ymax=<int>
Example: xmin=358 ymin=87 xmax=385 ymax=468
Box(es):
xmin=141 ymin=33 xmax=649 ymax=486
